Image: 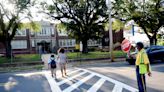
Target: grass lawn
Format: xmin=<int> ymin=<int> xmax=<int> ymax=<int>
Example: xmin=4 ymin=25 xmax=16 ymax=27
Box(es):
xmin=67 ymin=51 xmax=126 ymax=59
xmin=0 ymin=54 xmax=41 ymax=64
xmin=0 ymin=51 xmax=126 ymax=64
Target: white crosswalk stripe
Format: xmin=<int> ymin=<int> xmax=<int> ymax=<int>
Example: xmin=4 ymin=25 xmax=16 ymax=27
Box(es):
xmin=44 ymin=71 xmax=62 ymax=92
xmin=58 ymin=71 xmax=87 ymax=85
xmin=44 ymin=68 xmax=138 ymax=92
xmin=78 ymin=68 xmax=138 ymax=92
xmin=57 ymin=69 xmax=81 ymax=78
xmin=112 ymin=84 xmax=123 ymax=92
xmin=87 ymin=78 xmax=106 ymax=92
xmin=63 ymin=74 xmax=95 ymax=92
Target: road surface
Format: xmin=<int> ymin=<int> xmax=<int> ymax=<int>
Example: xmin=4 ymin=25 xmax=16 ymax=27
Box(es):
xmin=0 ymin=60 xmax=164 ymax=92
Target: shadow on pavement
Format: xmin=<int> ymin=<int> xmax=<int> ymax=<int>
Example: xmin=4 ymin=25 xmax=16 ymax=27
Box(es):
xmin=0 ymin=72 xmax=51 ymax=92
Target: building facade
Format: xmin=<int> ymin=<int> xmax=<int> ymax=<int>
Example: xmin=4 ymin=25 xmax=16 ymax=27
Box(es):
xmin=0 ymin=21 xmax=124 ymax=54
xmin=57 ymin=30 xmax=101 ymax=52
xmin=0 ymin=21 xmax=57 ymax=54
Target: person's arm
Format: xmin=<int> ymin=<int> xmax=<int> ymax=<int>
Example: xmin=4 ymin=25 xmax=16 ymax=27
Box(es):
xmin=57 ymin=54 xmax=59 ymax=60
xmin=48 ymin=59 xmax=51 ymax=69
xmin=144 ymin=53 xmax=152 ymax=76
xmin=135 ymin=53 xmax=140 ymax=66
xmin=147 ymin=64 xmax=151 ymax=76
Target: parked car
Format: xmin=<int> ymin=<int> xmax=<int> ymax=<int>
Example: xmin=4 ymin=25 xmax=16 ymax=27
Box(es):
xmin=126 ymin=45 xmax=164 ymax=65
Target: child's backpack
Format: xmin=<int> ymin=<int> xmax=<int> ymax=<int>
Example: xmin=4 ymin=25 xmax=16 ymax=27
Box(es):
xmin=51 ymin=59 xmax=56 ymax=68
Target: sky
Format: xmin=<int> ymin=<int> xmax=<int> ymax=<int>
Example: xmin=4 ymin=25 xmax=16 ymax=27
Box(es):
xmin=0 ymin=0 xmax=59 ymax=23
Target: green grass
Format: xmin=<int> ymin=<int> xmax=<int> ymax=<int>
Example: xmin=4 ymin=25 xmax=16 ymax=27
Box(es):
xmin=0 ymin=51 xmax=126 ymax=64
xmin=67 ymin=51 xmax=126 ymax=59
xmin=0 ymin=57 xmax=8 ymax=64
xmin=15 ymin=54 xmax=41 ymax=61
xmin=0 ymin=54 xmax=41 ymax=64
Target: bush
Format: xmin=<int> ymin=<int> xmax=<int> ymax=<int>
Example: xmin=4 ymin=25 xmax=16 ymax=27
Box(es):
xmin=74 ymin=49 xmax=80 ymax=52
xmin=157 ymin=40 xmax=164 ymax=46
xmin=88 ymin=47 xmax=96 ymax=51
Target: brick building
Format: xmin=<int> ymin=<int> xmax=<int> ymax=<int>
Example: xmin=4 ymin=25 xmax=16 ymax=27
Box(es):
xmin=0 ymin=21 xmax=57 ymax=54
xmin=0 ymin=21 xmax=123 ymax=54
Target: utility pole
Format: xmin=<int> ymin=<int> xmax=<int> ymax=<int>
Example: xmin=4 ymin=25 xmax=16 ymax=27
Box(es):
xmin=106 ymin=0 xmax=114 ymax=62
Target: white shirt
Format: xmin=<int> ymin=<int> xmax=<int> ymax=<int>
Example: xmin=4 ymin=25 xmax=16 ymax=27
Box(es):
xmin=58 ymin=53 xmax=67 ymax=64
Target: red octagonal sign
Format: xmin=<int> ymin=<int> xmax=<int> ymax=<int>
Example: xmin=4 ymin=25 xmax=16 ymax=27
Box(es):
xmin=121 ymin=39 xmax=131 ymax=53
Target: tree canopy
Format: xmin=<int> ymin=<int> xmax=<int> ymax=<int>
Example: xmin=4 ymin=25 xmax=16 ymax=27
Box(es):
xmin=112 ymin=0 xmax=164 ymax=45
xmin=41 ymin=0 xmax=108 ymax=53
xmin=0 ymin=0 xmax=36 ymax=57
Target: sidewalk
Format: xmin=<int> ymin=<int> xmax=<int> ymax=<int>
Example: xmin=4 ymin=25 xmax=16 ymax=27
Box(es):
xmin=69 ymin=58 xmax=126 ymax=66
xmin=0 ymin=54 xmax=126 ymax=73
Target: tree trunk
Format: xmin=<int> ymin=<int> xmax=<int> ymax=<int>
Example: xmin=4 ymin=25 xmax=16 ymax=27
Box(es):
xmin=149 ymin=34 xmax=158 ymax=46
xmin=4 ymin=40 xmax=12 ymax=58
xmin=82 ymin=40 xmax=88 ymax=53
xmin=154 ymin=33 xmax=157 ymax=45
xmin=149 ymin=37 xmax=154 ymax=45
xmin=149 ymin=37 xmax=157 ymax=45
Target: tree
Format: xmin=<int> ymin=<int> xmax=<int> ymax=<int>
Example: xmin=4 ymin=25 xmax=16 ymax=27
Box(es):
xmin=112 ymin=0 xmax=164 ymax=45
xmin=110 ymin=19 xmax=124 ymax=32
xmin=0 ymin=0 xmax=35 ymax=58
xmin=41 ymin=0 xmax=108 ymax=53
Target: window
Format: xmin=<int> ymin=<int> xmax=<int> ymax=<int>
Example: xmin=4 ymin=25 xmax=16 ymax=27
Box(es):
xmin=63 ymin=40 xmax=66 ymax=46
xmin=51 ymin=28 xmax=55 ymax=35
xmin=38 ymin=27 xmax=49 ymax=36
xmin=70 ymin=40 xmax=72 ymax=46
xmin=11 ymin=40 xmax=27 ymax=49
xmin=59 ymin=40 xmax=62 ymax=47
xmin=30 ymin=31 xmax=34 ymax=35
xmin=32 ymin=40 xmax=35 ymax=47
xmin=44 ymin=28 xmax=46 ymax=35
xmin=67 ymin=40 xmax=70 ymax=46
xmin=47 ymin=28 xmax=50 ymax=35
xmin=72 ymin=40 xmax=76 ymax=46
xmin=38 ymin=28 xmax=44 ymax=35
xmin=15 ymin=30 xmax=26 ymax=36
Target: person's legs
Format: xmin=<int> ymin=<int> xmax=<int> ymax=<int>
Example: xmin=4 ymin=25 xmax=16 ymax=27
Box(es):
xmin=136 ymin=67 xmax=144 ymax=92
xmin=64 ymin=63 xmax=67 ymax=76
xmin=51 ymin=68 xmax=54 ymax=77
xmin=53 ymin=68 xmax=56 ymax=79
xmin=141 ymin=74 xmax=146 ymax=92
xmin=60 ymin=63 xmax=64 ymax=77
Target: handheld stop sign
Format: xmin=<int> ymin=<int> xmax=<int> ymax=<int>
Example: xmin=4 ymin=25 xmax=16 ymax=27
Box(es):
xmin=121 ymin=39 xmax=131 ymax=53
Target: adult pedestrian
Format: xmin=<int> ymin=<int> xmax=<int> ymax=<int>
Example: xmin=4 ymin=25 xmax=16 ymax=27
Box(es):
xmin=57 ymin=48 xmax=68 ymax=77
xmin=135 ymin=42 xmax=152 ymax=92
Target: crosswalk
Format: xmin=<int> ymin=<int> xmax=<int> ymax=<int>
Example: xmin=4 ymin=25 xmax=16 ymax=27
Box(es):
xmin=43 ymin=68 xmax=138 ymax=92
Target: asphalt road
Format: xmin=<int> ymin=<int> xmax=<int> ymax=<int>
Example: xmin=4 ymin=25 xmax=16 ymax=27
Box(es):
xmin=82 ymin=61 xmax=164 ymax=92
xmin=0 ymin=61 xmax=163 ymax=92
xmin=0 ymin=71 xmax=51 ymax=92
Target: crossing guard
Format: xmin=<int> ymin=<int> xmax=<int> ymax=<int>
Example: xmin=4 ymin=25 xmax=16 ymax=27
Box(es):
xmin=135 ymin=42 xmax=152 ymax=92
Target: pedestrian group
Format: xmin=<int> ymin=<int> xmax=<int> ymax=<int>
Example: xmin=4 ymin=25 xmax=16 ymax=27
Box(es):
xmin=48 ymin=48 xmax=68 ymax=79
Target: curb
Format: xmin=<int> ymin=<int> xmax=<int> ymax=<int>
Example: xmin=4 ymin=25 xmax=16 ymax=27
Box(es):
xmin=68 ymin=57 xmax=125 ymax=62
xmin=0 ymin=62 xmax=44 ymax=67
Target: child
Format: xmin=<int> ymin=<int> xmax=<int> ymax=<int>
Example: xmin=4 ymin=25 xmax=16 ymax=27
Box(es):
xmin=48 ymin=55 xmax=57 ymax=78
xmin=57 ymin=48 xmax=68 ymax=77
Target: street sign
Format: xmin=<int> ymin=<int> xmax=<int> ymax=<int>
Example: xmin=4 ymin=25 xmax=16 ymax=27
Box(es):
xmin=121 ymin=39 xmax=131 ymax=53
